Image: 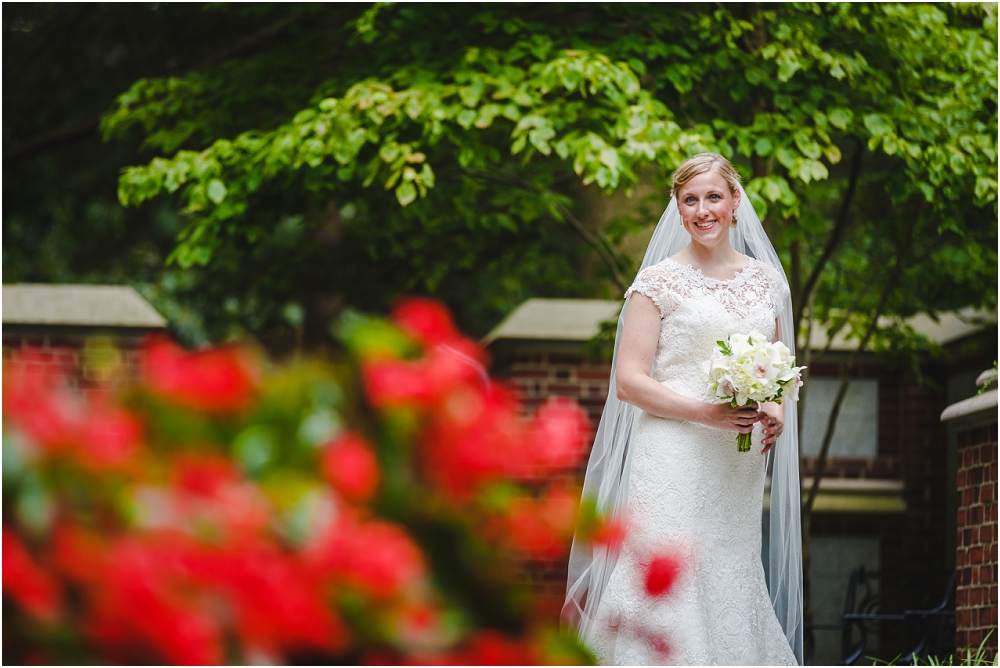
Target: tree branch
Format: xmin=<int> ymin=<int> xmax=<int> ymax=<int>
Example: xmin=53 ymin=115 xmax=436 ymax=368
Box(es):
xmin=467 ymin=169 xmax=633 ymax=292
xmin=793 ymin=137 xmax=864 ymax=335
xmin=198 ymin=10 xmax=304 ymax=69
xmin=802 ymin=257 xmax=904 ymax=515
xmin=2 ymin=117 xmax=101 ymax=164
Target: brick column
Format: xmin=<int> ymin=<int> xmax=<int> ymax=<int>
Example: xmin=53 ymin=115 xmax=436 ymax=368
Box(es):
xmin=955 ymin=422 xmax=998 ymax=658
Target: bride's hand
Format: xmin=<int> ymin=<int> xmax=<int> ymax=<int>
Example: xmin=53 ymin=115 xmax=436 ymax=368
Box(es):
xmin=758 ymin=404 xmax=784 ymax=455
xmin=702 ymin=403 xmax=760 ymax=434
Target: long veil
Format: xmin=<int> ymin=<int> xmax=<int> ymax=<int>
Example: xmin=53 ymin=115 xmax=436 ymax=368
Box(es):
xmin=562 ymin=187 xmax=804 ymax=664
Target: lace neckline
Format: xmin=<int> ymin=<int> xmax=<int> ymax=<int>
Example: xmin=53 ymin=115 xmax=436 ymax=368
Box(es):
xmin=663 ymin=256 xmax=756 ymax=286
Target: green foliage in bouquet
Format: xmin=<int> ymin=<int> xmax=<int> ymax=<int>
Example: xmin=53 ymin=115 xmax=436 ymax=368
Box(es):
xmin=2 ymin=298 xmax=620 ymax=665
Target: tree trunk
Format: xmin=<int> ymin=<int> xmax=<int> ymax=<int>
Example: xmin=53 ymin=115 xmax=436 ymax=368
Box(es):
xmin=790 ymin=239 xmax=803 ymax=326
xmin=799 ymin=259 xmax=903 ymax=663
xmin=793 ymin=138 xmax=865 ymax=336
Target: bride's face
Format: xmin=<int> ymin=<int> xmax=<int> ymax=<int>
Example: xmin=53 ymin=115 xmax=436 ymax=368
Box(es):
xmin=676 ymin=171 xmax=741 ymax=248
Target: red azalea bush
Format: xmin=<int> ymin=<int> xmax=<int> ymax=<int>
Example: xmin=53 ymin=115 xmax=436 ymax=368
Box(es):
xmin=2 ymin=298 xmax=618 ymax=665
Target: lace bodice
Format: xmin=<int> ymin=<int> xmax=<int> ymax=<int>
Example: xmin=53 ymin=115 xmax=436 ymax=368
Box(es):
xmin=625 ymin=257 xmax=787 ymax=402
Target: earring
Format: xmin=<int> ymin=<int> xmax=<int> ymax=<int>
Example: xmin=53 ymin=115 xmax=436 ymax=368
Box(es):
xmin=732 ymin=210 xmax=738 ymax=227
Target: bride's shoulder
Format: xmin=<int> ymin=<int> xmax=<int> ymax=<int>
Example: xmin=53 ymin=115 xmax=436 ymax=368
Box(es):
xmin=747 ymin=259 xmax=790 ymax=296
xmin=624 ymin=259 xmax=687 ymax=317
xmin=750 ymin=258 xmax=784 ymax=280
xmin=628 ymin=258 xmax=685 ymax=290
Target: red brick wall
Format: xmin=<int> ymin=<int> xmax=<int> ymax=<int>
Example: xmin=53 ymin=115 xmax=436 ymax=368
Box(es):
xmin=2 ymin=332 xmax=146 ymax=394
xmin=955 ymin=422 xmax=998 ymax=658
xmin=884 ymin=371 xmax=954 ymax=618
xmin=494 ymin=351 xmax=611 ymax=428
xmin=492 ymin=350 xmax=611 ymax=620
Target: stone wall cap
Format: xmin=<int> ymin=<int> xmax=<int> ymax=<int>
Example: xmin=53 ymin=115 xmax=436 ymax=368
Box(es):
xmin=807 ymin=306 xmax=995 ymax=351
xmin=2 ymin=284 xmax=167 ymax=329
xmin=486 ymin=298 xmax=994 ymax=350
xmin=940 ymin=388 xmax=999 ymax=423
xmin=976 ymin=367 xmax=998 ymax=390
xmin=764 ymin=477 xmax=906 ymax=513
xmin=484 ymin=298 xmax=621 ymax=343
xmin=797 ymin=477 xmax=904 ymax=493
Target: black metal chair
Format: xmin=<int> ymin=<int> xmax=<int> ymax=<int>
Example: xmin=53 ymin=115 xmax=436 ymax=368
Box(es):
xmin=838 ymin=566 xmax=956 ymax=665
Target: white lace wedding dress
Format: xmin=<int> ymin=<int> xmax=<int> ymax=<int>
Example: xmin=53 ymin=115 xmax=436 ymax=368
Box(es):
xmin=585 ymin=256 xmax=797 ymax=666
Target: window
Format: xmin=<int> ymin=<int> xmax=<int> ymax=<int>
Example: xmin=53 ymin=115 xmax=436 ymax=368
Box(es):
xmin=800 ymin=378 xmax=879 ymax=458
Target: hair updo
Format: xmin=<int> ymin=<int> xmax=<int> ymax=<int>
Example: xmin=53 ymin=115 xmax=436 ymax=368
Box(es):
xmin=670 ymin=153 xmax=742 ymax=200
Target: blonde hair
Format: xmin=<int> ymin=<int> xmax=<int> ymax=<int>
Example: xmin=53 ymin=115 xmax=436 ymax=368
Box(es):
xmin=670 ymin=153 xmax=742 ymax=200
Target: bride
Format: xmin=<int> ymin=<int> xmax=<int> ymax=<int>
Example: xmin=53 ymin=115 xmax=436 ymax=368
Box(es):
xmin=563 ymin=153 xmax=803 ymax=665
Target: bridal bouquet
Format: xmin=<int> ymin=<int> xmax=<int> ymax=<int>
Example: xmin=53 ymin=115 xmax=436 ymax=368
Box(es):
xmin=704 ymin=331 xmax=805 ymax=453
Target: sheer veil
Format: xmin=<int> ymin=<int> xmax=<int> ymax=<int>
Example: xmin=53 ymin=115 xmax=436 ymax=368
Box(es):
xmin=562 ymin=187 xmax=804 ymax=665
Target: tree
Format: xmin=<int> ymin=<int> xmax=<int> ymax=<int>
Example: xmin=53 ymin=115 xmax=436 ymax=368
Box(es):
xmin=2 ymin=3 xmax=336 ymax=343
xmin=7 ymin=4 xmax=995 ymax=344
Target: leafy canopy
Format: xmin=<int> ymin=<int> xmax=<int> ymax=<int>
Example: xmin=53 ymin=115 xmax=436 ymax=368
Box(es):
xmin=11 ymin=3 xmax=999 ymax=344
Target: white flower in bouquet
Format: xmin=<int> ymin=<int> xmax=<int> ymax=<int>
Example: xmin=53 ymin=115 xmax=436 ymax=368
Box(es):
xmin=703 ymin=331 xmax=805 ymax=452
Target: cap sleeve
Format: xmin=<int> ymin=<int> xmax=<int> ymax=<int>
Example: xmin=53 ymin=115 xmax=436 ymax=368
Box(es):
xmin=624 ymin=262 xmax=679 ymax=319
xmin=761 ymin=262 xmax=791 ymax=314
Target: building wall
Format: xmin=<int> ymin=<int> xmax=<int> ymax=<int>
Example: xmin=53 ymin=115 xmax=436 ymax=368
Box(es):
xmin=803 ymin=360 xmax=953 ymax=616
xmin=2 ymin=329 xmax=149 ymax=394
xmin=955 ymin=421 xmax=998 ymax=658
xmin=492 ymin=348 xmax=612 ymax=618
xmin=493 ymin=349 xmax=612 ymax=428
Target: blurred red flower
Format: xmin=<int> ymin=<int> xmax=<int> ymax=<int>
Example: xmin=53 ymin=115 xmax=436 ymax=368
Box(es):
xmin=540 ymin=485 xmax=579 ymax=533
xmin=460 ymin=631 xmax=538 ymax=665
xmin=518 ymin=397 xmax=589 ymax=478
xmin=420 ymin=383 xmax=523 ymax=498
xmin=644 ymin=553 xmax=682 ymax=598
xmin=80 ymin=539 xmax=225 ymax=665
xmin=2 ymin=357 xmax=72 ymax=445
xmin=3 ymin=357 xmax=143 ymax=470
xmin=121 ymin=453 xmax=273 ymax=542
xmin=322 ymin=432 xmax=381 ymax=503
xmin=497 ymin=486 xmax=579 ymax=559
xmin=180 ymin=541 xmax=349 ymax=657
xmin=51 ymin=524 xmax=105 ymax=583
xmin=306 ymin=518 xmax=426 ymax=600
xmin=75 ymin=399 xmax=144 ymax=470
xmin=391 ymin=297 xmax=461 ymax=347
xmin=2 ymin=528 xmax=62 ymax=623
xmin=363 ymin=342 xmax=485 ymax=411
xmin=170 ymin=452 xmax=241 ymax=496
xmin=3 ymin=299 xmax=598 ymax=665
xmin=143 ymin=337 xmax=258 ymax=413
xmin=591 ymin=517 xmax=627 ymax=551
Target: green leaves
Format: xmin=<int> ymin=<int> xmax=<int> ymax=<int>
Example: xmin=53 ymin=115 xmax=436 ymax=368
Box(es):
xmin=112 ymin=42 xmax=718 ymax=268
xmin=827 ymin=108 xmax=853 ymax=131
xmin=206 ymin=179 xmax=227 ymax=205
xmin=92 ymin=2 xmax=997 ymax=350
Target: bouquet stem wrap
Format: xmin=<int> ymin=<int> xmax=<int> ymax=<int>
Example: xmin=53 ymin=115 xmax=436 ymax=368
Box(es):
xmin=736 ymin=426 xmax=753 ymax=453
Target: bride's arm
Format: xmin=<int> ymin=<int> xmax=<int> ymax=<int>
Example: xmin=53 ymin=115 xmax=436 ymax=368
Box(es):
xmin=615 ymin=293 xmax=759 ymax=434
